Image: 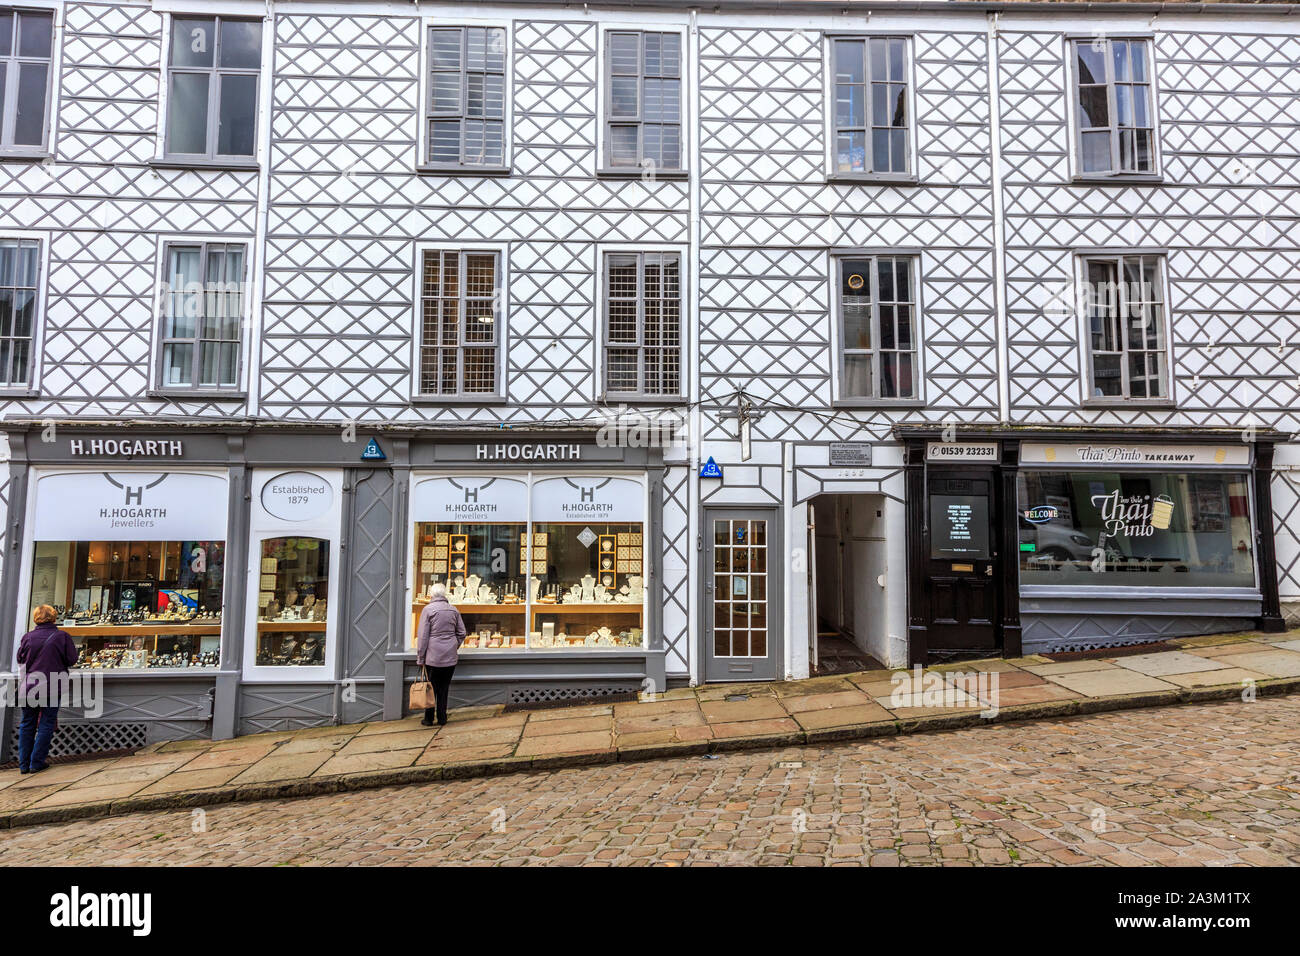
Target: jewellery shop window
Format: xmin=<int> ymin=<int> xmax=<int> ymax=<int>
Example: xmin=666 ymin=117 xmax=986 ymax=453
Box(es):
xmin=31 ymin=540 xmax=224 ymax=670
xmin=255 ymin=537 xmax=330 ymax=666
xmin=1016 ymin=471 xmax=1255 ymax=589
xmin=409 ymin=475 xmax=647 ymax=652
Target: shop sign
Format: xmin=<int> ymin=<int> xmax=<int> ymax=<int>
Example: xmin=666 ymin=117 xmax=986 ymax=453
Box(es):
xmin=360 ymin=438 xmax=386 ymax=461
xmin=33 ymin=471 xmax=228 ymax=540
xmin=261 ymin=471 xmax=334 ymax=522
xmin=531 ymin=476 xmax=643 ymax=522
xmin=926 ymin=441 xmax=998 ymax=463
xmin=699 ymin=456 xmax=723 ymax=478
xmin=412 ymin=476 xmax=527 ymax=522
xmin=1092 ymin=490 xmax=1175 ymax=538
xmin=475 ymin=443 xmax=582 ymax=461
xmin=1020 ymin=442 xmax=1248 ymax=467
xmin=829 ymin=443 xmax=872 ymax=466
xmin=68 ymin=437 xmax=184 ymax=458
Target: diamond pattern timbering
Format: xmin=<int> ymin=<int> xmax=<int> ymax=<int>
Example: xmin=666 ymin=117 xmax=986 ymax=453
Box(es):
xmin=261 ymin=14 xmax=685 ymax=421
xmin=997 ymin=28 xmax=1300 ymax=431
xmin=345 ymin=469 xmax=396 ymax=679
xmin=1273 ymin=471 xmax=1300 ymax=601
xmin=661 ymin=466 xmax=691 ymax=675
xmin=696 ymin=27 xmax=999 ymax=443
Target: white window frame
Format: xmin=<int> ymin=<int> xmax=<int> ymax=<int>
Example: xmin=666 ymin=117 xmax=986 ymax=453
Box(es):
xmin=0 ymin=228 xmax=48 ymax=394
xmin=1074 ymin=249 xmax=1176 ymax=405
xmin=417 ymin=18 xmax=512 ymax=172
xmin=823 ymin=33 xmax=917 ymax=182
xmin=409 ymin=239 xmax=509 ymax=403
xmin=153 ymin=7 xmax=269 ymax=168
xmin=829 ymin=250 xmax=925 ymax=405
xmin=1064 ymin=34 xmax=1163 ymax=181
xmin=0 ymin=2 xmax=58 ymax=156
xmin=149 ymin=233 xmax=253 ymax=397
xmin=594 ymin=19 xmax=689 ymax=178
xmin=596 ymin=243 xmax=687 ymax=402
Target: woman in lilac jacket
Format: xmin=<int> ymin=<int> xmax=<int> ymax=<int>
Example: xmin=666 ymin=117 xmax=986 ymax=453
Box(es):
xmin=414 ymin=583 xmax=466 ymax=726
xmin=16 ymin=605 xmax=79 ymax=774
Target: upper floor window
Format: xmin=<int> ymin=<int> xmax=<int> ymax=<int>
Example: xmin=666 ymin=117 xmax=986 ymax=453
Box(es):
xmin=0 ymin=8 xmax=54 ymax=153
xmin=835 ymin=254 xmax=917 ymax=401
xmin=158 ymin=242 xmax=246 ymax=391
xmin=426 ymin=26 xmax=507 ymax=169
xmin=165 ymin=16 xmax=261 ymax=161
xmin=418 ymin=249 xmax=501 ymax=397
xmin=831 ymin=37 xmax=910 ymax=177
xmin=1073 ymin=38 xmax=1155 ymax=176
xmin=605 ymin=31 xmax=682 ymax=172
xmin=604 ymin=252 xmax=682 ymax=398
xmin=0 ymin=237 xmax=39 ymax=387
xmin=1081 ymin=254 xmax=1167 ymax=401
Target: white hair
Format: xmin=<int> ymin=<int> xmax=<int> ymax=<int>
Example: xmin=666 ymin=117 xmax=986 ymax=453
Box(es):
xmin=429 ymin=582 xmax=447 ymax=599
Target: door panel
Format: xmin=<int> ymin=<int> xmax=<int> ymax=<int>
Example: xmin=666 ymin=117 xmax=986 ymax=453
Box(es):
xmin=704 ymin=510 xmax=779 ymax=681
xmin=926 ymin=474 xmax=999 ymax=652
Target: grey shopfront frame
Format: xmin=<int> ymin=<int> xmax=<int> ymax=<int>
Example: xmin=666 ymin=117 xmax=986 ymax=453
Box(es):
xmin=0 ymin=422 xmax=667 ymax=759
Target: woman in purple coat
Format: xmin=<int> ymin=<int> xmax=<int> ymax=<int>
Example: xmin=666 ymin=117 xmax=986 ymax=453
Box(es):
xmin=16 ymin=605 xmax=79 ymax=774
xmin=414 ymin=583 xmax=466 ymax=726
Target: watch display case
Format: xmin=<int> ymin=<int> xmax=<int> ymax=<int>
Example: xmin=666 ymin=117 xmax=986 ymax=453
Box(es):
xmin=29 ymin=539 xmax=226 ymax=670
xmin=254 ymin=536 xmax=330 ymax=666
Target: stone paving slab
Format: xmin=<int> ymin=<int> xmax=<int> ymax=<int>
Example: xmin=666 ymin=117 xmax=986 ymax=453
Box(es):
xmin=1 ymin=628 xmax=1298 ymax=830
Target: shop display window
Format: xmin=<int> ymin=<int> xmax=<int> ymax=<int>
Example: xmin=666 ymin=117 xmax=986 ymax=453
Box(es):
xmin=409 ymin=475 xmax=648 ymax=653
xmin=30 ymin=539 xmax=225 ymax=670
xmin=1017 ymin=471 xmax=1255 ymax=588
xmin=255 ymin=536 xmax=330 ymax=666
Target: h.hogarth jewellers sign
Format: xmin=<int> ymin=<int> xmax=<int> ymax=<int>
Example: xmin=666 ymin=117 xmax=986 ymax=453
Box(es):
xmin=68 ymin=438 xmax=185 ymax=458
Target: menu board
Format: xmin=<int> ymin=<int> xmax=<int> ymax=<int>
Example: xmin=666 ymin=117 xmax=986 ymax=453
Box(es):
xmin=930 ymin=494 xmax=990 ymax=559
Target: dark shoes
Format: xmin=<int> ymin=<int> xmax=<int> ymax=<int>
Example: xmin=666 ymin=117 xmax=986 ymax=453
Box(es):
xmin=437 ymin=717 xmax=447 ymax=727
xmin=419 ymin=718 xmax=435 ymax=727
xmin=18 ymin=767 xmax=29 ymax=775
xmin=29 ymin=764 xmax=48 ymax=774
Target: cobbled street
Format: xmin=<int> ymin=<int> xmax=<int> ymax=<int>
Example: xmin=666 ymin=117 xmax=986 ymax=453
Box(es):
xmin=2 ymin=695 xmax=1297 ymax=867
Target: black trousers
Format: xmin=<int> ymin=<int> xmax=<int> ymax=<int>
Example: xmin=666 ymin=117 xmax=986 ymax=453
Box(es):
xmin=423 ymin=665 xmax=456 ymax=725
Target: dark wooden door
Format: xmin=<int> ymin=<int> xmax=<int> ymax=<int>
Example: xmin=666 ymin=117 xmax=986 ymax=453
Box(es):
xmin=925 ymin=473 xmax=999 ymax=652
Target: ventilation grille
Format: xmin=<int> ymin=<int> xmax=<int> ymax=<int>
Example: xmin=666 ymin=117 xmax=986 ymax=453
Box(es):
xmin=6 ymin=721 xmax=148 ymax=764
xmin=506 ymin=685 xmax=637 ymax=709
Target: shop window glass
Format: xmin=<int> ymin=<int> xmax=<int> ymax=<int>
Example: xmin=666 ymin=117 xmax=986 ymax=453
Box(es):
xmin=32 ymin=539 xmax=224 ymax=669
xmin=1016 ymin=471 xmax=1254 ymax=588
xmin=528 ymin=522 xmax=645 ymax=648
xmin=254 ymin=536 xmax=330 ymax=666
xmin=412 ymin=520 xmax=529 ymax=650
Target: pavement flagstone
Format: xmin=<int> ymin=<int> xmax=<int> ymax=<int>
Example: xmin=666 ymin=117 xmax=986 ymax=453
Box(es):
xmin=1 ymin=627 xmax=1298 ymax=830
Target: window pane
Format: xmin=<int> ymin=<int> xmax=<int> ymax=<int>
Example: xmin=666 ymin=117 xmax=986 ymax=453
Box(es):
xmin=17 ymin=240 xmax=38 ymax=286
xmin=430 ymin=72 xmax=460 ymax=112
xmin=891 ymin=129 xmax=906 ymax=173
xmin=166 ymin=247 xmax=201 ymax=339
xmin=1077 ymin=86 xmax=1109 ymax=129
xmin=217 ymin=73 xmax=257 ymax=155
xmin=219 ymin=19 xmax=262 ymax=69
xmin=429 ymin=29 xmax=461 ymax=69
xmin=869 ymin=38 xmax=887 ymax=82
xmin=609 ymin=33 xmax=639 ymax=74
xmin=835 ymin=131 xmax=866 ymax=173
xmin=834 ymin=40 xmax=864 ymax=84
xmin=871 ymin=129 xmax=890 ymax=173
xmin=1130 ymin=43 xmax=1148 ymax=82
xmin=607 ymin=347 xmax=638 ymax=392
xmin=610 ymin=75 xmax=638 ymax=118
xmin=1080 ymin=131 xmax=1110 ymax=173
xmin=1091 ymin=352 xmax=1122 ymax=396
xmin=463 ymin=120 xmax=504 ymax=166
xmin=0 ymin=289 xmax=10 ymax=336
xmin=17 ymin=11 xmax=53 ymax=57
xmin=1134 ymin=129 xmax=1153 ymax=172
xmin=1076 ymin=43 xmax=1106 ymax=85
xmin=171 ymin=17 xmax=216 ymax=68
xmin=1115 ymin=85 xmax=1133 ymax=127
xmin=888 ymin=39 xmax=906 ymax=82
xmin=466 ymin=73 xmax=505 ymax=120
xmin=0 ymin=240 xmax=13 ymax=285
xmin=9 ymin=339 xmax=27 ymax=384
xmin=843 ymin=354 xmax=874 ymax=397
xmin=1111 ymin=40 xmax=1130 ymax=82
xmin=168 ymin=73 xmax=210 ymax=154
xmin=608 ymin=124 xmax=638 ymax=165
xmin=13 ymin=63 xmax=49 ymax=146
xmin=883 ymin=351 xmax=913 ymax=398
xmin=429 ymin=120 xmax=462 ymax=163
xmin=163 ymin=343 xmax=194 ymax=385
xmin=0 ymin=12 xmax=11 ymax=57
xmin=835 ymin=83 xmax=864 ymax=129
xmin=462 ymin=347 xmax=495 ymax=392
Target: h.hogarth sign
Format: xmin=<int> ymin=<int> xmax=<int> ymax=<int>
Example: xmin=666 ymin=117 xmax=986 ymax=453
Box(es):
xmin=69 ymin=438 xmax=185 ymax=458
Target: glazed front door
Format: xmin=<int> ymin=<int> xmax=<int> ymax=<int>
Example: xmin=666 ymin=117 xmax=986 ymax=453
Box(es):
xmin=704 ymin=510 xmax=780 ymax=682
xmin=925 ymin=474 xmax=999 ymax=653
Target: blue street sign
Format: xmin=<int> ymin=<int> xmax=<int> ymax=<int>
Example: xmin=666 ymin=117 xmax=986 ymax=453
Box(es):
xmin=361 ymin=438 xmax=386 ymax=461
xmin=699 ymin=456 xmax=722 ymax=478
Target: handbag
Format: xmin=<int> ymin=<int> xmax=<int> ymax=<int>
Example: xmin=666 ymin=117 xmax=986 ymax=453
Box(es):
xmin=409 ymin=666 xmax=438 ymax=710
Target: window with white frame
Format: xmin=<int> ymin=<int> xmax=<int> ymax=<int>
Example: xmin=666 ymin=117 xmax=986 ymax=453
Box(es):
xmin=604 ymin=251 xmax=682 ymax=398
xmin=830 ymin=37 xmax=910 ymax=177
xmin=0 ymin=8 xmax=54 ymax=152
xmin=605 ymin=30 xmax=682 ymax=171
xmin=0 ymin=237 xmax=39 ymax=387
xmin=164 ymin=15 xmax=261 ymax=160
xmin=158 ymin=242 xmax=245 ymax=391
xmin=835 ymin=255 xmax=918 ymax=400
xmin=1072 ymin=38 xmax=1156 ymax=176
xmin=418 ymin=249 xmax=501 ymax=397
xmin=1082 ymin=254 xmax=1168 ymax=400
xmin=425 ymin=26 xmax=507 ymax=168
